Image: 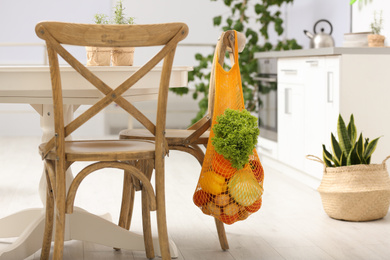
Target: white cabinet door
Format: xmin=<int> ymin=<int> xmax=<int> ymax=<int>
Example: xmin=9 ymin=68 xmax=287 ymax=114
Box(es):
xmin=302 ymin=58 xmax=327 ymax=176
xmin=278 ymin=82 xmax=305 ymax=170
xmin=277 ymin=57 xmax=340 ymax=176
xmin=302 ymin=57 xmax=340 ymax=177
xmin=324 ymin=56 xmax=340 ymax=140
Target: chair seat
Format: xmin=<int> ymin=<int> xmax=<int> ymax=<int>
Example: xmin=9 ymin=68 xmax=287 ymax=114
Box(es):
xmin=119 ymin=129 xmax=210 ymax=146
xmin=39 ymin=140 xmax=156 ymax=161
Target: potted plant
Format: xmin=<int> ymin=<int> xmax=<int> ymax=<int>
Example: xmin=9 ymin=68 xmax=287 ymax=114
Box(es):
xmin=89 ymin=0 xmax=135 ymax=66
xmin=110 ymin=0 xmax=135 ymax=66
xmin=86 ymin=14 xmax=111 ymax=66
xmin=368 ymin=10 xmax=385 ymax=47
xmin=194 ymin=108 xmax=264 ymax=224
xmin=307 ymin=114 xmax=390 ymax=221
xmin=349 ymin=0 xmax=361 ymax=4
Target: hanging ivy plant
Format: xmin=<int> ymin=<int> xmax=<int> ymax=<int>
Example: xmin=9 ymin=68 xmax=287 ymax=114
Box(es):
xmin=172 ymin=0 xmax=302 ymax=124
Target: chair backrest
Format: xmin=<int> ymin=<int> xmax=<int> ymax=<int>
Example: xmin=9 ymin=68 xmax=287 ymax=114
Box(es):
xmin=35 ymin=21 xmax=188 ymax=158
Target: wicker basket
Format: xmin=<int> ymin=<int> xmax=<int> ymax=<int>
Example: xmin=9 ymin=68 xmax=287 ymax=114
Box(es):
xmin=307 ymin=155 xmax=390 ymax=221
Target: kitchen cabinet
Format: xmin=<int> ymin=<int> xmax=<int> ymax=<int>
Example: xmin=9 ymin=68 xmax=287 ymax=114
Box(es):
xmin=277 ymin=82 xmax=305 ymax=169
xmin=277 ymin=56 xmax=339 ymax=177
xmin=304 ymin=57 xmax=340 ymax=176
xmin=256 ymin=48 xmax=390 ymax=184
xmin=277 ymin=60 xmax=305 ymax=170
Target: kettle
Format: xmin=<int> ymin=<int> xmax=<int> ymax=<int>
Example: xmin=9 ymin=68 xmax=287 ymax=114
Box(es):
xmin=304 ymin=19 xmax=335 ymax=48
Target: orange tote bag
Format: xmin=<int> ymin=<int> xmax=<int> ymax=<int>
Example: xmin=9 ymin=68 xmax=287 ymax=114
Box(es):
xmin=193 ymin=31 xmax=264 ymax=225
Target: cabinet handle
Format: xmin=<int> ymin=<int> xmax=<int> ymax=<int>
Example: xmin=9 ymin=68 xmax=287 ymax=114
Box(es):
xmin=253 ymin=76 xmax=277 ymax=83
xmin=281 ymin=69 xmax=297 ymax=74
xmin=327 ymin=71 xmax=334 ymax=103
xmin=306 ymin=60 xmax=319 ymax=66
xmin=285 ymin=88 xmax=292 ymax=114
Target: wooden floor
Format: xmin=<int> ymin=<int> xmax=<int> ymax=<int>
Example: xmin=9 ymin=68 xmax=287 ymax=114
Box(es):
xmin=0 ymin=136 xmax=390 ymax=260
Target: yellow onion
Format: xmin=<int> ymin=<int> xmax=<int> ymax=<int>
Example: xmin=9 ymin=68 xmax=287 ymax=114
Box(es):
xmin=228 ymin=166 xmax=263 ymax=206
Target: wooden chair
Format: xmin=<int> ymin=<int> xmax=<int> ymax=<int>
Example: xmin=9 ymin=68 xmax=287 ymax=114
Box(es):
xmin=118 ymin=30 xmax=246 ymax=250
xmin=35 ymin=21 xmax=188 ymax=260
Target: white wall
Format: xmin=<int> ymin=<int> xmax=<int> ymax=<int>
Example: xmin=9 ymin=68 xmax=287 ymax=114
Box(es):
xmin=0 ymin=0 xmax=227 ymax=66
xmin=0 ymin=0 xmax=227 ymax=136
xmin=352 ymin=0 xmax=390 ymax=45
xmin=0 ymin=0 xmax=112 ymax=65
xmin=0 ymin=0 xmax=352 ymax=136
xmin=285 ymin=0 xmax=351 ymax=49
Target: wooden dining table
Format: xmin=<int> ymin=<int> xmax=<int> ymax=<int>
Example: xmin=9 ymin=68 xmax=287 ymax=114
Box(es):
xmin=0 ymin=65 xmax=192 ymax=259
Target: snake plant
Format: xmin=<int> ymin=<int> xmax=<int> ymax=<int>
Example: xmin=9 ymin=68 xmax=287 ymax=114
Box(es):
xmin=322 ymin=114 xmax=380 ymax=167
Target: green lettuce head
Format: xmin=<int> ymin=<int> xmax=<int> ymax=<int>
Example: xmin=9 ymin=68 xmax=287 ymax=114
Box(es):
xmin=212 ymin=108 xmax=259 ymax=169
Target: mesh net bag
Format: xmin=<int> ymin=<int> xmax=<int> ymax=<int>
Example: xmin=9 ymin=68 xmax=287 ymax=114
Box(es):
xmin=193 ymin=31 xmax=264 ymax=225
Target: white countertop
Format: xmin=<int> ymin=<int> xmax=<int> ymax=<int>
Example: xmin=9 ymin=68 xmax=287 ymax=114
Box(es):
xmin=254 ymin=47 xmax=390 ymax=59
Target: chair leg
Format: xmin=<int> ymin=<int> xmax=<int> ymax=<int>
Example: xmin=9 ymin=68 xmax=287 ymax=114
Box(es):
xmin=142 ymin=186 xmax=154 ymax=258
xmin=140 ymin=159 xmax=155 ymax=259
xmin=52 ymin=173 xmax=66 ymax=260
xmin=155 ymin=163 xmax=171 ymax=260
xmin=125 ymin=182 xmax=135 ymax=230
xmin=118 ymin=170 xmax=134 ymax=230
xmin=40 ymin=168 xmax=54 ymax=260
xmin=156 ymin=200 xmax=170 ymax=259
xmin=214 ymin=218 xmax=229 ymax=250
xmin=115 ymin=169 xmax=136 ymax=251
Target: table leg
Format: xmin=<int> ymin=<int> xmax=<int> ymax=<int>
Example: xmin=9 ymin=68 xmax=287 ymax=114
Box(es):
xmin=0 ymin=209 xmax=45 ymax=259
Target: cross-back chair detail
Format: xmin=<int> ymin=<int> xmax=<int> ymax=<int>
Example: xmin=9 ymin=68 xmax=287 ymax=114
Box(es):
xmin=118 ymin=30 xmax=246 ymax=251
xmin=35 ymin=21 xmax=188 ymax=260
xmin=37 ymin=23 xmax=185 ymax=158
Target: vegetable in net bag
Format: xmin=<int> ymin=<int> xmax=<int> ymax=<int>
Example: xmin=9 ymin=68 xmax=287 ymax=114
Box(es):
xmin=193 ymin=31 xmax=264 ymax=225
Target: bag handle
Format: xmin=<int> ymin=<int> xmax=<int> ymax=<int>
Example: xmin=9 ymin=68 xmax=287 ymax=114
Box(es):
xmin=382 ymin=155 xmax=390 ymax=164
xmin=306 ymin=155 xmax=324 ymax=165
xmin=233 ymin=31 xmax=239 ymax=64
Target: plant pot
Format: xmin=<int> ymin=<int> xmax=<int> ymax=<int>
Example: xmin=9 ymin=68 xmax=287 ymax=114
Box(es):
xmin=367 ymin=34 xmax=385 ymax=47
xmin=307 ymin=155 xmax=390 ymax=221
xmin=111 ymin=47 xmax=135 ymax=66
xmin=86 ymin=47 xmax=111 ymax=66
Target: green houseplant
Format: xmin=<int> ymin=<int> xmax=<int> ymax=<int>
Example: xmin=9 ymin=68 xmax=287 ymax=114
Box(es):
xmin=308 ymin=114 xmax=390 ymax=221
xmin=171 ymin=0 xmax=302 ymax=125
xmin=322 ymin=114 xmax=380 ymax=167
xmin=368 ymin=10 xmax=385 ymax=47
xmin=110 ymin=0 xmax=135 ymax=66
xmin=349 ymin=0 xmax=360 ymax=4
xmin=88 ymin=0 xmax=135 ymax=66
xmin=86 ymin=14 xmax=111 ymax=66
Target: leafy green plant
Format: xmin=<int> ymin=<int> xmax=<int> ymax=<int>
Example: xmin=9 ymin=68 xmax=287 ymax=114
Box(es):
xmin=112 ymin=0 xmax=135 ymax=25
xmin=370 ymin=10 xmax=383 ymax=35
xmin=322 ymin=114 xmax=380 ymax=167
xmin=349 ymin=0 xmax=360 ymax=4
xmin=93 ymin=0 xmax=135 ymax=25
xmin=94 ymin=14 xmax=109 ymax=24
xmin=172 ymin=0 xmax=302 ymax=124
xmin=212 ymin=108 xmax=259 ymax=169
